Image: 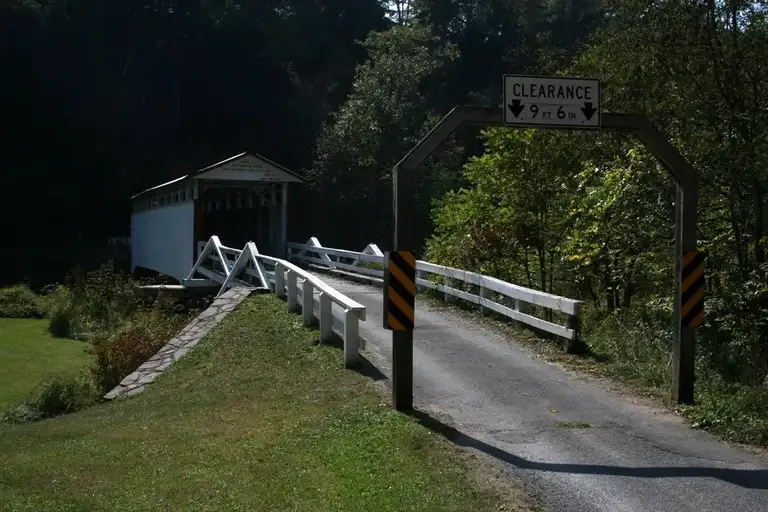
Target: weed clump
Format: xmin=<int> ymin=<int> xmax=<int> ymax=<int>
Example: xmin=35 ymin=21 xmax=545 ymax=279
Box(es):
xmin=0 ymin=284 xmax=46 ymax=318
xmin=46 ymin=263 xmax=139 ymax=340
xmin=2 ymin=375 xmax=98 ymax=424
xmin=90 ymin=298 xmax=188 ymax=393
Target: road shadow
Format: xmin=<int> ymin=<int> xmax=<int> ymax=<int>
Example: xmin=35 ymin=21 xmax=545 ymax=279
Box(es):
xmin=315 ymin=334 xmax=387 ymax=382
xmin=406 ymin=409 xmax=768 ymax=490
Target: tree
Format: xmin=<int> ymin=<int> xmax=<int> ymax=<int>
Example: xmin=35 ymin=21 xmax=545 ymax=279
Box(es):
xmin=572 ymin=0 xmax=768 ymax=383
xmin=427 ymin=128 xmax=583 ymax=296
xmin=304 ymin=23 xmax=460 ymax=249
xmin=412 ymin=0 xmax=606 ymax=104
xmin=574 ymin=0 xmax=768 ymax=277
xmin=562 ymin=140 xmax=675 ymax=310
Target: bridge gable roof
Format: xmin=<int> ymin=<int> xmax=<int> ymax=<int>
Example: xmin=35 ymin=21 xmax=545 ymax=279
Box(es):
xmin=131 ymin=152 xmax=306 ymax=200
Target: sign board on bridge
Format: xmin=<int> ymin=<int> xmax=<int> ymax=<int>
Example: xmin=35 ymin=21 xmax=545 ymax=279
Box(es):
xmin=503 ymin=75 xmax=601 ymax=129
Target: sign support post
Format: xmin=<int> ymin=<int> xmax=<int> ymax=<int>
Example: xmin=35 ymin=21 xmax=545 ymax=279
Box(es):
xmin=674 ymin=185 xmax=702 ymax=403
xmin=391 ymin=76 xmax=702 ymax=405
xmin=389 ymin=160 xmax=415 ymax=411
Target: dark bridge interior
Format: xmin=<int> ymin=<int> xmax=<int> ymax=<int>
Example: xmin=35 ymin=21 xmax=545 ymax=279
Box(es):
xmin=195 ymin=184 xmax=281 ymax=256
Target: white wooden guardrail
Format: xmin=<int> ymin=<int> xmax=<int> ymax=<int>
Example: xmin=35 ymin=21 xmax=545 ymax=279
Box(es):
xmin=183 ymin=236 xmax=367 ymax=367
xmin=288 ymin=238 xmax=583 ymax=353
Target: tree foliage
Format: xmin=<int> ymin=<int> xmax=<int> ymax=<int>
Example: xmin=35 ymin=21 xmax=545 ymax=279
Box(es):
xmin=426 ymin=0 xmax=768 ymax=391
xmin=304 ymin=0 xmax=606 ymax=250
xmin=304 ymin=24 xmax=461 ymax=248
xmin=428 ymin=129 xmax=581 ymax=293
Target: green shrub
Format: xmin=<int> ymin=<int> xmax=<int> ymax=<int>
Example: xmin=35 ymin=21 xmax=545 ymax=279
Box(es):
xmin=71 ymin=263 xmax=138 ymax=332
xmin=699 ymin=269 xmax=768 ymax=386
xmin=2 ymin=375 xmax=98 ymax=424
xmin=28 ymin=262 xmax=201 ymax=393
xmin=580 ymin=299 xmax=768 ymax=446
xmin=357 ymin=260 xmax=384 ymax=271
xmin=90 ymin=304 xmax=187 ymax=393
xmin=684 ymin=377 xmax=768 ymax=446
xmin=45 ymin=285 xmax=85 ymax=339
xmin=0 ymin=284 xmax=46 ymax=318
xmin=46 ymin=263 xmax=140 ymax=340
xmin=579 ymin=301 xmax=673 ymax=388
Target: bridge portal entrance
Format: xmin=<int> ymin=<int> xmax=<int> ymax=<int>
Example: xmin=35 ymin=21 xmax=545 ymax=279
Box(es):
xmin=196 ymin=182 xmax=284 ymax=256
xmin=130 ymin=152 xmax=306 ymax=282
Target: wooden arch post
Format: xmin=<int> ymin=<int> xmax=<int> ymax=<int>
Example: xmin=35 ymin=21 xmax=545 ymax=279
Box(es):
xmin=391 ymin=101 xmax=699 ymax=410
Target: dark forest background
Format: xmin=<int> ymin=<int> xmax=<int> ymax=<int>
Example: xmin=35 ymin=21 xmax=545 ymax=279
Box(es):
xmin=1 ymin=0 xmax=388 ymax=243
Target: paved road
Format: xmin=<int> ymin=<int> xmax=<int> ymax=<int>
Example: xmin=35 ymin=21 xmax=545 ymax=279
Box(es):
xmin=315 ymin=273 xmax=768 ymax=512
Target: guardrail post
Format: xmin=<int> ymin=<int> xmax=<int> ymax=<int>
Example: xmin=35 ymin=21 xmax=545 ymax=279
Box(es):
xmin=514 ymin=298 xmax=531 ymax=317
xmin=444 ymin=277 xmax=454 ymax=303
xmin=564 ymin=302 xmax=585 ymax=354
xmin=286 ymin=270 xmax=298 ymax=311
xmin=304 ymin=237 xmax=336 ymax=269
xmin=343 ymin=309 xmax=360 ymax=368
xmin=319 ymin=292 xmax=332 ymax=343
xmin=416 ymin=269 xmax=425 ymax=292
xmin=274 ymin=262 xmax=285 ymax=298
xmin=512 ymin=298 xmax=526 ymax=327
xmin=302 ymin=279 xmax=314 ymax=326
xmin=479 ymin=286 xmax=490 ymax=315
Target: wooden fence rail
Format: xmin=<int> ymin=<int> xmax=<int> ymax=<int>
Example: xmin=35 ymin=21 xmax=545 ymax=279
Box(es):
xmin=288 ymin=238 xmax=583 ymax=353
xmin=184 ymin=236 xmax=367 ymax=367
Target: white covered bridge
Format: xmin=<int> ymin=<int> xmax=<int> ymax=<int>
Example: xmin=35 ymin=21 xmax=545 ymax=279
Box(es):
xmin=130 ymin=151 xmax=306 ymax=283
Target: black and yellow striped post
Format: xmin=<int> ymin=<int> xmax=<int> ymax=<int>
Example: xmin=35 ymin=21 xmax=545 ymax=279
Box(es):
xmin=383 ymin=251 xmax=416 ymax=331
xmin=681 ymin=252 xmax=705 ymax=329
xmin=383 ymin=249 xmax=416 ymax=410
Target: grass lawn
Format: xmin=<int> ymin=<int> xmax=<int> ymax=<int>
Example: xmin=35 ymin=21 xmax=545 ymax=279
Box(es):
xmin=0 ymin=318 xmax=92 ymax=410
xmin=0 ymin=294 xmax=531 ymax=512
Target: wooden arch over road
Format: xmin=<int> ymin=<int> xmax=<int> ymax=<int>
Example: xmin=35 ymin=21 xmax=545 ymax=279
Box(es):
xmin=389 ymin=104 xmax=700 ymax=408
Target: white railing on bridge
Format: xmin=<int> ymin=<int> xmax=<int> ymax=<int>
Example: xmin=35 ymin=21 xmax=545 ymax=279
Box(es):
xmin=288 ymin=237 xmax=583 ymax=353
xmin=184 ymin=236 xmax=367 ymax=367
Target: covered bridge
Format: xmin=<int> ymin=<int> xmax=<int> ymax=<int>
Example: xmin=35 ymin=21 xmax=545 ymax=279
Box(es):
xmin=130 ymin=152 xmax=307 ymax=282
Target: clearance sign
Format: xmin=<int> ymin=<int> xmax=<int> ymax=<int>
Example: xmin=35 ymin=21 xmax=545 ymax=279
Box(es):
xmin=503 ymin=75 xmax=601 ymax=129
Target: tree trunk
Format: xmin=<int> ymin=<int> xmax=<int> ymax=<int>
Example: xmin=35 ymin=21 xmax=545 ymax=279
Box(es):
xmin=605 ymin=261 xmax=615 ymax=311
xmin=548 ymin=250 xmax=555 ymax=294
xmin=753 ymin=177 xmax=765 ymax=266
xmin=623 ymin=278 xmax=634 ymax=309
xmin=524 ymin=247 xmax=533 ymax=288
xmin=622 ymin=258 xmax=636 ymax=309
xmin=585 ymin=274 xmax=599 ymax=308
xmin=729 ymin=196 xmax=746 ymax=274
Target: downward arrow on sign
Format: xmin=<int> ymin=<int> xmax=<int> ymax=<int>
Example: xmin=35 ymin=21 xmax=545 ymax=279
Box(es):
xmin=581 ymin=102 xmax=597 ymax=121
xmin=507 ymin=100 xmax=525 ymax=118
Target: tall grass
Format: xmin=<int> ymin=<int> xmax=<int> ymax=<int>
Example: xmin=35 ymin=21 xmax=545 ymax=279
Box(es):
xmin=580 ymin=297 xmax=768 ymax=445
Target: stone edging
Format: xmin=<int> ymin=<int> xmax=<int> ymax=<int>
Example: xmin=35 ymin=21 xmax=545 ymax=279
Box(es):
xmin=104 ymin=287 xmax=254 ymax=400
